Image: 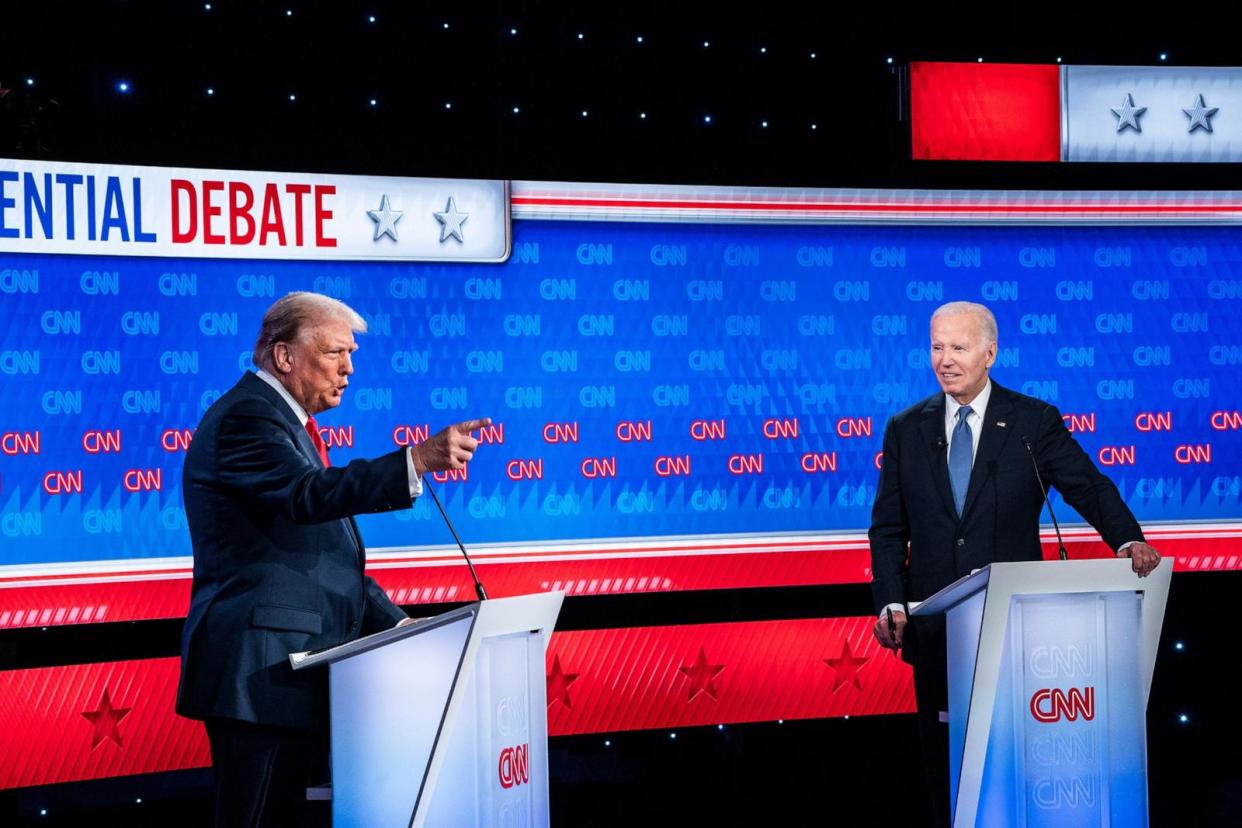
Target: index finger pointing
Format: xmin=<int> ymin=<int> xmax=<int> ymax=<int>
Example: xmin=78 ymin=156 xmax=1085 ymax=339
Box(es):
xmin=455 ymin=417 xmax=492 ymax=433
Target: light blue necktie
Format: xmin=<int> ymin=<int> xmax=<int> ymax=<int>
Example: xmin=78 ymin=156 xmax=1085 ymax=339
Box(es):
xmin=949 ymin=405 xmax=974 ymax=517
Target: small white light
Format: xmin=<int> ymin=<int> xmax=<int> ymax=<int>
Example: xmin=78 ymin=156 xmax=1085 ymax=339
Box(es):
xmin=636 ymin=35 xmax=644 ymax=43
xmin=442 ymin=22 xmax=449 ymax=30
xmin=444 ymin=102 xmax=452 ymax=110
xmin=581 ymin=110 xmax=588 ymax=117
xmin=717 ymin=724 xmax=725 ymax=731
xmin=1056 ymin=56 xmax=1062 ymax=63
xmin=118 ymin=82 xmax=130 ymax=93
xmin=703 ymin=41 xmax=710 ymax=48
xmin=844 ymin=715 xmax=850 ymax=720
xmin=1175 ymin=641 xmax=1184 ymax=651
xmin=26 ymin=77 xmax=35 ymax=86
xmin=206 ymin=87 xmax=215 ymax=96
xmin=669 ymin=731 xmax=677 ymax=739
xmin=1160 ymin=53 xmax=1168 ymax=61
xmin=136 ymin=798 xmax=143 ymax=804
xmin=778 ymin=719 xmax=784 ymax=724
xmin=512 ymin=106 xmax=520 ymax=114
xmin=760 ymin=46 xmax=767 ymax=54
xmin=204 ymin=3 xmax=212 ymax=10
xmin=1179 ymin=713 xmax=1189 ymax=723
xmin=811 ymin=123 xmax=817 ymax=130
xmin=369 ymin=99 xmax=378 ymax=107
xmin=289 ymin=94 xmax=296 ymax=101
xmin=368 ymin=15 xmax=376 ymax=24
xmin=886 ymin=57 xmax=894 ymax=64
xmin=286 ymin=9 xmax=293 ymax=17
xmin=810 ymin=52 xmax=816 ymax=59
xmin=761 ymin=120 xmax=768 ymax=128
xmin=704 ymin=114 xmax=712 ymax=124
xmin=40 ymin=810 xmax=48 ymax=817
xmin=577 ymin=33 xmax=584 ymax=40
xmin=977 ymin=57 xmax=983 ymax=62
xmin=604 ymin=739 xmax=611 ymax=747
xmin=510 ymin=27 xmax=517 ymax=35
xmin=640 ymin=112 xmax=647 ymax=120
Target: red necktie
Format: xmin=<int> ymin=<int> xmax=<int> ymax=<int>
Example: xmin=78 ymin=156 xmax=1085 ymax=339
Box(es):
xmin=305 ymin=417 xmax=330 ymax=466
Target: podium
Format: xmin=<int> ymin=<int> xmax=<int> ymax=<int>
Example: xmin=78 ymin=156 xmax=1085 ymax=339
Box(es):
xmin=292 ymin=591 xmax=564 ymax=828
xmin=912 ymin=559 xmax=1170 ymax=828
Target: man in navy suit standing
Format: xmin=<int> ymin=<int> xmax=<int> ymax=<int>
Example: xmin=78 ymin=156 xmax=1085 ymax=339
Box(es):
xmin=176 ymin=291 xmax=490 ymax=827
xmin=868 ymin=301 xmax=1162 ymax=828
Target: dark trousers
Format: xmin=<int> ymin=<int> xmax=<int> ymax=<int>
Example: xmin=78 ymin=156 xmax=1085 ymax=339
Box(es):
xmin=911 ymin=634 xmax=952 ymax=828
xmin=205 ymin=717 xmax=330 ymax=828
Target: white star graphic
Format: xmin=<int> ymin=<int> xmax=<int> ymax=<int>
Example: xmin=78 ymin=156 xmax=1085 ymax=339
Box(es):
xmin=433 ymin=197 xmax=469 ymax=243
xmin=367 ymin=195 xmax=403 ymax=242
xmin=1183 ymin=93 xmax=1219 ymax=133
xmin=1110 ymin=93 xmax=1147 ymax=133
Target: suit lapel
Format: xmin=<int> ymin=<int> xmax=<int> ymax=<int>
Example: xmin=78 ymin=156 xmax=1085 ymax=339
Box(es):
xmin=917 ymin=395 xmax=958 ymax=519
xmin=961 ymin=384 xmax=1016 ymax=521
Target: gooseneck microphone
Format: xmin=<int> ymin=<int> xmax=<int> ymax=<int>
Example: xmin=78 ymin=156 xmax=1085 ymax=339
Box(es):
xmin=1021 ymin=436 xmax=1068 ymax=561
xmin=424 ymin=480 xmax=489 ymax=601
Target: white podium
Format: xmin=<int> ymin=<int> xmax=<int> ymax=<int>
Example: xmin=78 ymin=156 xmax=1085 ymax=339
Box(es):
xmin=913 ymin=559 xmax=1170 ymax=828
xmin=293 ymin=591 xmax=564 ymax=828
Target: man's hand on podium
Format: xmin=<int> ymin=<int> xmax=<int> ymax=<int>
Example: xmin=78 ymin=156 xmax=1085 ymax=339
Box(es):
xmin=1118 ymin=542 xmax=1162 ymax=578
xmin=873 ymin=609 xmax=907 ymax=652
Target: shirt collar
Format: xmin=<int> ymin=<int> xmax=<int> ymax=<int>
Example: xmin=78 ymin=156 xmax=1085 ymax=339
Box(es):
xmin=255 ymin=369 xmax=309 ymax=426
xmin=945 ymin=379 xmax=992 ymax=422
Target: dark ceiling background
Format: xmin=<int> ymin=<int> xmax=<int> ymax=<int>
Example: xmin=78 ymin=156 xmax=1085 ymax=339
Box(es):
xmin=3 ymin=0 xmax=1242 ymax=190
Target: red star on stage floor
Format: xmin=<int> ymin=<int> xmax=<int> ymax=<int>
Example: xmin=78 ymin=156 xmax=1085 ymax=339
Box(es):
xmin=547 ymin=655 xmax=580 ymax=709
xmin=81 ymin=688 xmax=132 ymax=749
xmin=678 ymin=646 xmax=725 ymax=702
xmin=823 ymin=638 xmax=870 ymax=692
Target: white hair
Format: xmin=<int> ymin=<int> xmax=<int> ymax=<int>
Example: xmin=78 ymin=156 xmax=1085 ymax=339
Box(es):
xmin=930 ymin=301 xmax=998 ymax=344
xmin=252 ymin=291 xmax=367 ymax=370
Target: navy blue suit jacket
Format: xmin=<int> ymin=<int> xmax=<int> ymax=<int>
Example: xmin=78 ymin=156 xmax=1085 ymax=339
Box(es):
xmin=176 ymin=372 xmax=410 ymax=729
xmin=868 ymin=381 xmax=1143 ymax=665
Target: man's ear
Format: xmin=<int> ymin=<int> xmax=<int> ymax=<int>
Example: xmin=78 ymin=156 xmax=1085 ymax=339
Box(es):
xmin=985 ymin=342 xmax=998 ymax=368
xmin=272 ymin=342 xmax=293 ymax=374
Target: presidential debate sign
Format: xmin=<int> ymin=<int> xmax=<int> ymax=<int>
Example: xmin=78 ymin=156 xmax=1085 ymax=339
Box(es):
xmin=1 ymin=162 xmax=1240 ymax=568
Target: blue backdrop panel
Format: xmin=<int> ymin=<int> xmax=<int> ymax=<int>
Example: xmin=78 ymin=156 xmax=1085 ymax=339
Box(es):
xmin=1 ymin=221 xmax=1239 ymax=564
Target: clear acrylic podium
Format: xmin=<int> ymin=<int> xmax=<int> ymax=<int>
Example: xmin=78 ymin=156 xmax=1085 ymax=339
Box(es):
xmin=292 ymin=591 xmax=564 ymax=828
xmin=913 ymin=559 xmax=1170 ymax=828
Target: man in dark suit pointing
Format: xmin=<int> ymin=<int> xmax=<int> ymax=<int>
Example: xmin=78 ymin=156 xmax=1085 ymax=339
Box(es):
xmin=176 ymin=291 xmax=490 ymax=827
xmin=868 ymin=301 xmax=1161 ymax=827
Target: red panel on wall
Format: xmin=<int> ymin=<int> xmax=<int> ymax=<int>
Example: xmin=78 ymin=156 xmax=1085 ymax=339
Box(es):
xmin=910 ymin=62 xmax=1062 ymax=161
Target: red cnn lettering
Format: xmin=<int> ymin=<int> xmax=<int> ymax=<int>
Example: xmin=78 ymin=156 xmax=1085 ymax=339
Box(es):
xmin=616 ymin=420 xmax=653 ymax=442
xmin=1 ymin=430 xmax=41 ymax=455
xmin=1030 ymin=687 xmax=1095 ymax=723
xmin=286 ymin=184 xmax=310 ymax=246
xmin=43 ymin=470 xmax=83 ymax=495
xmin=727 ymin=453 xmax=764 ymax=475
xmin=1211 ymin=410 xmax=1242 ymax=431
xmin=506 ymin=459 xmax=544 ymax=481
xmin=160 ymin=428 xmax=194 ymax=452
xmin=580 ymin=457 xmax=617 ymax=478
xmin=1062 ymin=413 xmax=1096 ymax=433
xmin=478 ymin=423 xmax=506 ymax=445
xmin=82 ymin=429 xmax=123 ymax=454
xmin=1097 ymin=445 xmax=1136 ymax=466
xmin=201 ymin=180 xmax=225 ymax=244
xmin=762 ymin=418 xmax=799 ymax=439
xmin=1135 ymin=411 xmax=1173 ymax=432
xmin=259 ymin=183 xmax=287 ymax=246
xmin=170 ymin=180 xmax=197 ymax=243
xmin=835 ymin=417 xmax=873 ymax=438
xmin=497 ymin=743 xmax=530 ymax=789
xmin=314 ymin=185 xmax=337 ymax=248
xmin=392 ymin=424 xmax=430 ymax=447
xmin=800 ymin=451 xmax=838 ymax=473
xmin=689 ymin=419 xmax=727 ymax=441
xmin=1174 ymin=444 xmax=1212 ymax=464
xmin=432 ymin=467 xmax=468 ymax=483
xmin=654 ymin=455 xmax=691 ymax=477
xmin=321 ymin=425 xmax=353 ymax=449
xmin=542 ymin=422 xmax=580 ymax=443
xmin=229 ymin=182 xmax=257 ymax=245
xmin=123 ymin=468 xmax=163 ymax=492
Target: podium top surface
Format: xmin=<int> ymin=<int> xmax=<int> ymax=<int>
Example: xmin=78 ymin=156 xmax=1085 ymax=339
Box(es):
xmin=290 ymin=591 xmax=564 ymax=670
xmin=912 ymin=557 xmax=1169 ymax=616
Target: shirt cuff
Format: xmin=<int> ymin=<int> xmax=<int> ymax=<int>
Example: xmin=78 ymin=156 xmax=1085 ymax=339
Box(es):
xmin=1116 ymin=540 xmax=1142 ymax=554
xmin=880 ymin=602 xmax=906 ymax=619
xmin=405 ymin=449 xmax=424 ymax=499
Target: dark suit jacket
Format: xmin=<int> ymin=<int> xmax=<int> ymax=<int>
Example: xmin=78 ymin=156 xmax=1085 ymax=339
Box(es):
xmin=869 ymin=381 xmax=1143 ymax=665
xmin=176 ymin=372 xmax=410 ymax=729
